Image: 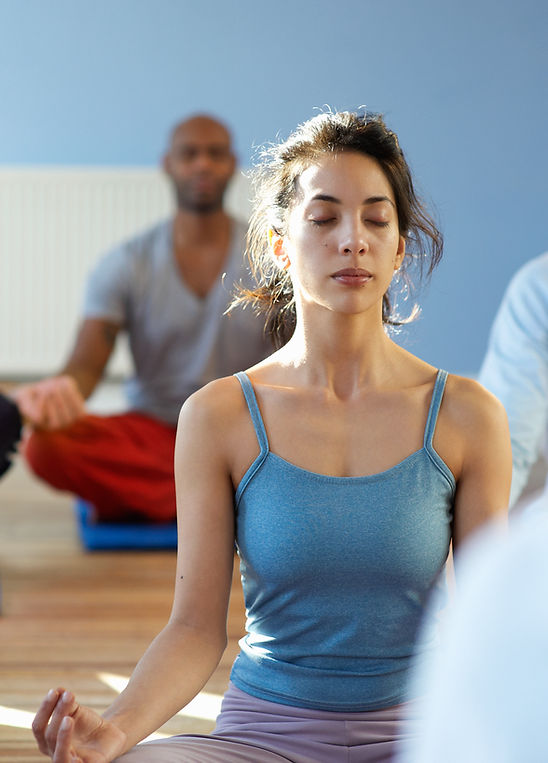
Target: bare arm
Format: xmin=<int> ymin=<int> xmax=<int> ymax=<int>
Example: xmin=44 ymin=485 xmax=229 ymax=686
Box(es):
xmin=60 ymin=318 xmax=120 ymax=398
xmin=101 ymin=387 xmax=237 ymax=746
xmin=13 ymin=317 xmax=120 ymax=429
xmin=32 ymin=380 xmax=238 ymax=760
xmin=445 ymin=379 xmax=512 ymax=554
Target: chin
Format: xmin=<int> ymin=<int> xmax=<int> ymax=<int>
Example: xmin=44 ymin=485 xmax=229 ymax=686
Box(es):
xmin=181 ymin=199 xmax=224 ymax=214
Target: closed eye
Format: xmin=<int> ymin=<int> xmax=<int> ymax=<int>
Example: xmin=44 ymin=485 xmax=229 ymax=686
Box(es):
xmin=310 ymin=218 xmax=335 ymax=226
xmin=367 ymin=220 xmax=390 ymax=227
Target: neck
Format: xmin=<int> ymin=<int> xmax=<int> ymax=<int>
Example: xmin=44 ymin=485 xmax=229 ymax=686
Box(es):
xmin=278 ymin=304 xmax=399 ymax=398
xmin=173 ymin=207 xmax=232 ymax=246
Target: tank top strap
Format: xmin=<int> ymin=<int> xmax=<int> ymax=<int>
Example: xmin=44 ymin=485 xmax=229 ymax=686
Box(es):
xmin=234 ymin=372 xmax=269 ymax=455
xmin=423 ymin=370 xmax=449 ymax=448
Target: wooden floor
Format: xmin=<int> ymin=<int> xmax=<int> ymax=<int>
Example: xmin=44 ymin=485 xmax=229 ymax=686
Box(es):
xmin=0 ymin=458 xmax=246 ymax=761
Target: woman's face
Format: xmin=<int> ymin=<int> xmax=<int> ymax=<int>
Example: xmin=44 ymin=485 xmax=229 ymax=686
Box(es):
xmin=273 ymin=150 xmax=405 ymax=320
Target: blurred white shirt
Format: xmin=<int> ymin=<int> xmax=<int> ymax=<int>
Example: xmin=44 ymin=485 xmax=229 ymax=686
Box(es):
xmin=479 ymin=252 xmax=548 ymax=511
xmin=399 ymin=513 xmax=548 ymax=763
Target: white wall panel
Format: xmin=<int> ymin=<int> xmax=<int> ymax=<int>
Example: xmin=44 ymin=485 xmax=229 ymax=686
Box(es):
xmin=0 ymin=168 xmax=250 ymax=377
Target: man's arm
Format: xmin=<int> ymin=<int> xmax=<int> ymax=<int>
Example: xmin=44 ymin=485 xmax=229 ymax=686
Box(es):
xmin=15 ymin=231 xmax=133 ymax=430
xmin=60 ymin=318 xmax=120 ymax=398
xmin=13 ymin=318 xmax=120 ymax=430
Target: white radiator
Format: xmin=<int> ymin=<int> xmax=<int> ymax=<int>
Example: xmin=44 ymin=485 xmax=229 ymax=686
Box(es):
xmin=0 ymin=167 xmax=251 ymax=378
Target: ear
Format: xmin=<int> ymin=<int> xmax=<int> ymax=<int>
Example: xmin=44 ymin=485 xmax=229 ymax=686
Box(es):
xmin=162 ymin=152 xmax=172 ymax=176
xmin=227 ymin=151 xmax=237 ymax=178
xmin=394 ymin=235 xmax=406 ymax=271
xmin=269 ymin=229 xmax=291 ymax=271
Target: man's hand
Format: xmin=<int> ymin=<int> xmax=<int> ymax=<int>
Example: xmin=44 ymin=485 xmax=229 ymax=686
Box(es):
xmin=32 ymin=688 xmax=126 ymax=763
xmin=13 ymin=375 xmax=86 ymax=430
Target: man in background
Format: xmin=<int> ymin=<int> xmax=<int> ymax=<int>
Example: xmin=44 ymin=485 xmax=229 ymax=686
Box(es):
xmin=14 ymin=114 xmax=270 ymax=521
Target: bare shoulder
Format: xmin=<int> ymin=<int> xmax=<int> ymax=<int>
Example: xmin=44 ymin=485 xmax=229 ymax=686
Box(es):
xmin=178 ymin=375 xmax=247 ymax=435
xmin=443 ymin=373 xmax=509 ymax=433
xmin=176 ymin=374 xmax=260 ymax=484
xmin=434 ymin=374 xmax=510 ymax=482
xmin=441 ymin=376 xmax=512 ymax=543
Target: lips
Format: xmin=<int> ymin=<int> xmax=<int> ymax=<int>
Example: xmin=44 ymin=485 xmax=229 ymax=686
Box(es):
xmin=193 ymin=179 xmax=215 ymax=191
xmin=331 ymin=268 xmax=373 ymax=285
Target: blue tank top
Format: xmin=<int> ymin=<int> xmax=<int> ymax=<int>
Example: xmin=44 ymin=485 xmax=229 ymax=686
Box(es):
xmin=230 ymin=370 xmax=455 ymax=712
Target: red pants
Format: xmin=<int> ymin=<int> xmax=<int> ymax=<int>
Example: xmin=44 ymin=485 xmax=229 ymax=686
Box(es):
xmin=24 ymin=412 xmax=177 ymax=522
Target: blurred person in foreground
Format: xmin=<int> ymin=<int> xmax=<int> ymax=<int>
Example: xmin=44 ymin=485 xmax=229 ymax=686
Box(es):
xmin=479 ymin=252 xmax=548 ymax=514
xmin=399 ymin=509 xmax=548 ymax=763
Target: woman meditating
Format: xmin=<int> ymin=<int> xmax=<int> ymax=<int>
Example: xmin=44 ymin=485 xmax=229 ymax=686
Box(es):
xmin=32 ymin=110 xmax=511 ymax=762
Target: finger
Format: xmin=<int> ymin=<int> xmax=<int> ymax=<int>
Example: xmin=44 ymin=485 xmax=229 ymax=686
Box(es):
xmin=32 ymin=688 xmax=62 ymax=755
xmin=42 ymin=392 xmax=71 ymax=430
xmin=52 ymin=716 xmax=77 ymax=763
xmin=43 ymin=386 xmax=80 ymax=429
xmin=44 ymin=379 xmax=85 ymax=429
xmin=58 ymin=377 xmax=86 ymax=420
xmin=43 ymin=380 xmax=74 ymax=429
xmin=14 ymin=387 xmax=46 ymax=426
xmin=44 ymin=690 xmax=80 ymax=754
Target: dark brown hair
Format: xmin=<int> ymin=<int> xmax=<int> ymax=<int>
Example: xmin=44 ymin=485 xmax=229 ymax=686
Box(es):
xmin=234 ymin=110 xmax=443 ymax=348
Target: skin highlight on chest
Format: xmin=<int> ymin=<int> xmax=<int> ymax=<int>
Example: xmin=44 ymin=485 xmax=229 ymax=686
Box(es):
xmin=248 ymin=381 xmax=436 ymax=478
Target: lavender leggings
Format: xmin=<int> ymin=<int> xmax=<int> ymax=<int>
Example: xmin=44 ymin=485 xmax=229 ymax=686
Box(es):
xmin=114 ymin=683 xmax=417 ymax=762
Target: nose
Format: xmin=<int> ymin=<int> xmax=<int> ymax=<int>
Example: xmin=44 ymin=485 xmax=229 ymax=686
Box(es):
xmin=192 ymin=150 xmax=216 ymax=173
xmin=338 ymin=219 xmax=368 ymax=256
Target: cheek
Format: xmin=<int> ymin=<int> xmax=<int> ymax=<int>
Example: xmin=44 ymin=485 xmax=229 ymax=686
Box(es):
xmin=386 ymin=231 xmax=404 ymax=256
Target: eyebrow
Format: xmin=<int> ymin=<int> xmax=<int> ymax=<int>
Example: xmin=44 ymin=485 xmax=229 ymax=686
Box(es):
xmin=310 ymin=194 xmax=395 ymax=208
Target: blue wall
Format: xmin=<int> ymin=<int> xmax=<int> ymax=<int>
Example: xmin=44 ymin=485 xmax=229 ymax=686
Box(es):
xmin=1 ymin=0 xmax=546 ymax=373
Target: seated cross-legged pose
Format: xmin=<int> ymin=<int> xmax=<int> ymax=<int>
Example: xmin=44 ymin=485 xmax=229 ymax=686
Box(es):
xmin=14 ymin=114 xmax=270 ymax=522
xmin=32 ymin=110 xmax=511 ymax=762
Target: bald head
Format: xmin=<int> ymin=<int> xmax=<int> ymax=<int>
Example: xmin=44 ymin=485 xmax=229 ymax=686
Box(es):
xmin=168 ymin=114 xmax=232 ymax=151
xmin=163 ymin=114 xmax=236 ymax=214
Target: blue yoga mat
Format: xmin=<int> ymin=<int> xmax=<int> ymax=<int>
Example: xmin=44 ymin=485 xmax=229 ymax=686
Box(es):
xmin=75 ymin=499 xmax=178 ymax=551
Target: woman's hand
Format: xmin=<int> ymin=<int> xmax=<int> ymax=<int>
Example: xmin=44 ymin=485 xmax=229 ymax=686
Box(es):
xmin=32 ymin=688 xmax=127 ymax=762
